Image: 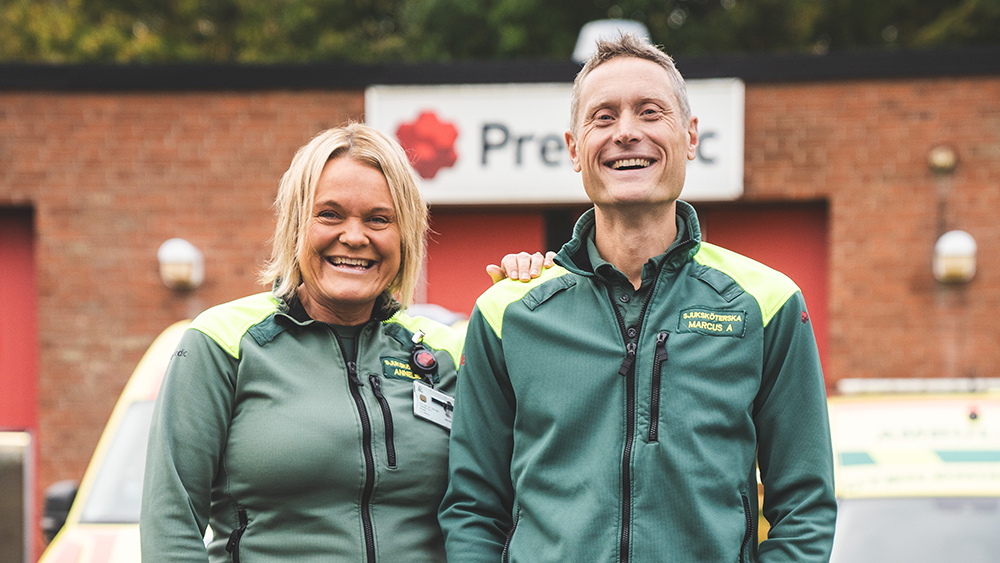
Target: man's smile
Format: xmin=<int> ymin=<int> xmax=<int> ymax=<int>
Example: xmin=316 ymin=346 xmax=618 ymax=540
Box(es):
xmin=609 ymin=158 xmax=653 ymax=170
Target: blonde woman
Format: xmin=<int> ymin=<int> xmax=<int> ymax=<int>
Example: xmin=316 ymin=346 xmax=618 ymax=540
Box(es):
xmin=141 ymin=124 xmax=548 ymax=562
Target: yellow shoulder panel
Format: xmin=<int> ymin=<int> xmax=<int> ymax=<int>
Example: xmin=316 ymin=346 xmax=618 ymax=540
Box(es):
xmin=693 ymin=243 xmax=799 ymax=327
xmin=475 ymin=266 xmax=571 ymax=338
xmin=189 ymin=292 xmax=280 ymax=359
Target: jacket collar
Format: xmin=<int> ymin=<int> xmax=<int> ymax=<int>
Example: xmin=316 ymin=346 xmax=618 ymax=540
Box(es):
xmin=555 ymin=200 xmax=702 ymax=277
xmin=272 ymin=283 xmax=401 ymax=327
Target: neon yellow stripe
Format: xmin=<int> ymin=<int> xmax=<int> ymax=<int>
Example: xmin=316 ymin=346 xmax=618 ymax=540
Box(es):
xmin=693 ymin=243 xmax=799 ymax=327
xmin=189 ymin=292 xmax=280 ymax=359
xmin=388 ymin=311 xmax=465 ymax=366
xmin=475 ymin=266 xmax=571 ymax=338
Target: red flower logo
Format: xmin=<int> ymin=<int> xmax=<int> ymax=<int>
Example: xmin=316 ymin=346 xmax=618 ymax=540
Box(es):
xmin=801 ymin=311 xmax=810 ymax=324
xmin=395 ymin=111 xmax=459 ymax=180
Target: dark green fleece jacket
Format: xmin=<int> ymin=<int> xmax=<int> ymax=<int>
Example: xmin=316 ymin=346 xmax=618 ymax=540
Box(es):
xmin=440 ymin=202 xmax=836 ymax=563
xmin=141 ymin=292 xmax=462 ymax=563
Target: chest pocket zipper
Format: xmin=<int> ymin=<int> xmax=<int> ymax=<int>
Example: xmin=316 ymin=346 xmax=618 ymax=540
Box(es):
xmin=369 ymin=374 xmax=397 ymax=468
xmin=225 ymin=508 xmax=248 ymax=563
xmin=649 ymin=332 xmax=669 ymax=442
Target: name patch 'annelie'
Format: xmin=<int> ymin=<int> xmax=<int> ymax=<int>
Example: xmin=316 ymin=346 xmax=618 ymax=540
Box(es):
xmin=382 ymin=357 xmax=420 ymax=381
xmin=678 ymin=308 xmax=747 ymax=337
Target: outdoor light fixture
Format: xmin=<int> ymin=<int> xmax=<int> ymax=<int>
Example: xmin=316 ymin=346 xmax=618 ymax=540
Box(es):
xmin=573 ymin=19 xmax=650 ymax=63
xmin=927 ymin=145 xmax=958 ymax=174
xmin=933 ymin=230 xmax=977 ymax=284
xmin=157 ymin=238 xmax=204 ymax=290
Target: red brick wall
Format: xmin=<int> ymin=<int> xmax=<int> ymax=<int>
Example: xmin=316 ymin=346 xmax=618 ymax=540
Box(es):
xmin=0 ymin=91 xmax=364 ymax=549
xmin=743 ymin=77 xmax=1000 ymax=383
xmin=2 ymin=74 xmax=999 ymax=550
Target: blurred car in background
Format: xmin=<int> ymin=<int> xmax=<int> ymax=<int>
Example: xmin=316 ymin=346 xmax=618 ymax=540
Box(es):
xmin=828 ymin=384 xmax=1000 ymax=562
xmin=39 ymin=321 xmax=190 ymax=563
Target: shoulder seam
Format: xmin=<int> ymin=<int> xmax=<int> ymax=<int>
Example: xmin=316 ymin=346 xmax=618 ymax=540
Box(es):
xmin=693 ymin=243 xmax=799 ymax=327
xmin=189 ymin=292 xmax=280 ymax=359
xmin=476 ymin=266 xmax=572 ymax=338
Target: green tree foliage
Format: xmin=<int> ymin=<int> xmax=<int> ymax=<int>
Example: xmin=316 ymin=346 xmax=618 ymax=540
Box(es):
xmin=1 ymin=0 xmax=998 ymax=63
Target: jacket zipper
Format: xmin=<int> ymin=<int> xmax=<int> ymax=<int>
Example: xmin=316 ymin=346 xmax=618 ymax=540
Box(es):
xmin=740 ymin=494 xmax=754 ymax=563
xmin=501 ymin=508 xmax=520 ymax=563
xmin=332 ymin=328 xmax=378 ymax=563
xmin=605 ymin=276 xmax=660 ymax=563
xmin=369 ymin=374 xmax=397 ymax=468
xmin=347 ymin=360 xmax=378 ymax=563
xmin=648 ymin=332 xmax=669 ymax=443
xmin=225 ymin=507 xmax=248 ymax=563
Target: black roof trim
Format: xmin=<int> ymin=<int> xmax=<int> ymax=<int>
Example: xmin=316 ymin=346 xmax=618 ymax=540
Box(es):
xmin=2 ymin=46 xmax=998 ymax=91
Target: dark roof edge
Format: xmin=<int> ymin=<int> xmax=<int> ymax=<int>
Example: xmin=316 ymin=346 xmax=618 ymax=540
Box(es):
xmin=2 ymin=46 xmax=998 ymax=91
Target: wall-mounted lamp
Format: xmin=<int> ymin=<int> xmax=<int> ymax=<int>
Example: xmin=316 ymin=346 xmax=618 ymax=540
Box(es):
xmin=157 ymin=238 xmax=204 ymax=290
xmin=927 ymin=145 xmax=958 ymax=175
xmin=933 ymin=230 xmax=976 ymax=284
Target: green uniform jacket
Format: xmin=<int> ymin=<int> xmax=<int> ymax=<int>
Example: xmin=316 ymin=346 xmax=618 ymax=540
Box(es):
xmin=440 ymin=203 xmax=836 ymax=563
xmin=141 ymin=292 xmax=463 ymax=563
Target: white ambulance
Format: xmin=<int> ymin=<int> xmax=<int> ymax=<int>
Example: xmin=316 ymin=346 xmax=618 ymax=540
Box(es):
xmin=828 ymin=382 xmax=1000 ymax=562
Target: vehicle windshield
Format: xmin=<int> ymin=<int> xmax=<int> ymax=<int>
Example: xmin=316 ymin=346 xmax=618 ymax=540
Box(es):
xmin=830 ymin=496 xmax=1000 ymax=562
xmin=80 ymin=400 xmax=154 ymax=523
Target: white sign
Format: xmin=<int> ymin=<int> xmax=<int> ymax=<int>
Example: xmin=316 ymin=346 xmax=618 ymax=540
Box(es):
xmin=365 ymin=79 xmax=744 ymax=205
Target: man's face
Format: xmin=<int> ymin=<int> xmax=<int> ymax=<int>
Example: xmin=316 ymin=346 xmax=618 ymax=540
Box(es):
xmin=565 ymin=57 xmax=698 ymax=208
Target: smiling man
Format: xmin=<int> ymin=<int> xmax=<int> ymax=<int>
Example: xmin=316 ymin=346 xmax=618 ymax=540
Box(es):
xmin=440 ymin=34 xmax=837 ymax=563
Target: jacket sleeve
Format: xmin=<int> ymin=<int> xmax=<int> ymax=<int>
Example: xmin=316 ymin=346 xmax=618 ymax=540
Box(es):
xmin=754 ymin=291 xmax=838 ymax=562
xmin=140 ymin=328 xmax=237 ymax=562
xmin=439 ymin=304 xmax=517 ymax=563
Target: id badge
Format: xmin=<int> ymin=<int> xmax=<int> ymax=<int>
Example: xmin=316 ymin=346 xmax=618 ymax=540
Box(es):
xmin=413 ymin=380 xmax=454 ymax=430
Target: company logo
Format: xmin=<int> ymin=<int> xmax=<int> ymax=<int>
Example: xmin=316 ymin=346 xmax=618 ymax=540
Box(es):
xmin=395 ymin=111 xmax=458 ymax=180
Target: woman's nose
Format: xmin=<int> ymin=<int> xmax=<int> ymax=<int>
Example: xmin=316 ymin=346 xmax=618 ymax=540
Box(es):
xmin=338 ymin=219 xmax=369 ymax=247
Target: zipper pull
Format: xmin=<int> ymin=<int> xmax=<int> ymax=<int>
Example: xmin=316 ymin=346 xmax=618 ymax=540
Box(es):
xmin=618 ymin=341 xmax=637 ymax=376
xmin=347 ymin=361 xmax=364 ymax=387
xmin=655 ymin=332 xmax=669 ymax=361
xmin=369 ymin=374 xmax=384 ymax=399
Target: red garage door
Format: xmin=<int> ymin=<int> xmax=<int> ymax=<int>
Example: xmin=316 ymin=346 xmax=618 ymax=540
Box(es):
xmin=699 ymin=202 xmax=829 ymax=378
xmin=0 ymin=208 xmax=38 ymax=563
xmin=0 ymin=208 xmax=37 ymax=430
xmin=424 ymin=210 xmax=545 ymax=317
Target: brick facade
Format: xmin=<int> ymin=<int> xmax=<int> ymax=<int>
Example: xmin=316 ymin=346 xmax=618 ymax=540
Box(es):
xmin=743 ymin=77 xmax=1000 ymax=382
xmin=1 ymin=52 xmax=999 ymax=551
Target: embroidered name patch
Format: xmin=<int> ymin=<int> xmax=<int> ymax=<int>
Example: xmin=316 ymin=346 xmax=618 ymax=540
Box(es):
xmin=678 ymin=308 xmax=747 ymax=337
xmin=382 ymin=357 xmax=420 ymax=381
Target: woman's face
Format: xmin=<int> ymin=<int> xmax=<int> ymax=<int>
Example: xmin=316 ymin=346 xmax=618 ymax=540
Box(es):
xmin=297 ymin=156 xmax=402 ymax=325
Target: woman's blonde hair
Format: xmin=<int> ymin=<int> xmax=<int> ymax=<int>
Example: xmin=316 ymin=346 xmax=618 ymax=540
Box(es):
xmin=259 ymin=123 xmax=428 ymax=309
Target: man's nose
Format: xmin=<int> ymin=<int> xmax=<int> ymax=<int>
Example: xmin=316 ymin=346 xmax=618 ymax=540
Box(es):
xmin=613 ymin=113 xmax=641 ymax=145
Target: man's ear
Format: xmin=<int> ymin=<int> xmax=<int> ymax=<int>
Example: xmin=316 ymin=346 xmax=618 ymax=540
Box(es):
xmin=686 ymin=116 xmax=699 ymax=161
xmin=565 ymin=130 xmax=582 ymax=173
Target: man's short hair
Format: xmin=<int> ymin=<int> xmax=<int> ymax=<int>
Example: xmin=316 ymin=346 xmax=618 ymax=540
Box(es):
xmin=569 ymin=33 xmax=692 ymax=134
